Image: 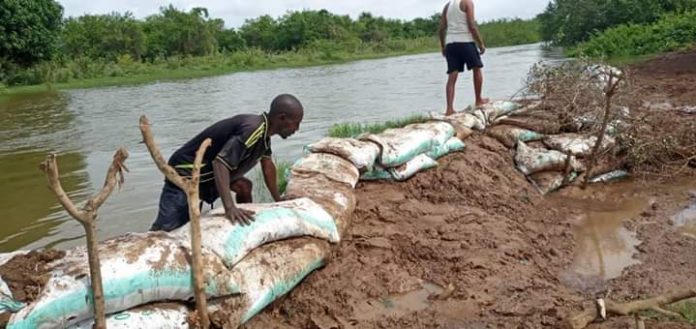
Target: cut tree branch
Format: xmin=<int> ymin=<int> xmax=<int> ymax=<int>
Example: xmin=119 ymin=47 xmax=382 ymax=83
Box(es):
xmin=139 ymin=115 xmax=211 ymax=329
xmin=40 ymin=148 xmax=129 ymax=329
xmin=567 ymin=289 xmax=696 ymax=329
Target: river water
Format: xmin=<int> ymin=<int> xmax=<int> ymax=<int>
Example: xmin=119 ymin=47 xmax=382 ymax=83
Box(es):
xmin=0 ymin=43 xmax=563 ymax=252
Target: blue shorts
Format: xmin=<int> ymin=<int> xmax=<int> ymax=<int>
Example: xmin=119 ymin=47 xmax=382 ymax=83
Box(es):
xmin=150 ymin=181 xmax=190 ymax=232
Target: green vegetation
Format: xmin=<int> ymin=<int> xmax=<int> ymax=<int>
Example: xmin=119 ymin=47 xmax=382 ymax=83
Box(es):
xmin=275 ymin=160 xmax=292 ymax=195
xmin=479 ymin=19 xmax=541 ymax=48
xmin=571 ymin=11 xmax=696 ymax=58
xmin=537 ymin=0 xmax=696 ymax=46
xmin=1 ymin=1 xmax=541 ymax=93
xmin=328 ymin=114 xmax=429 ymax=138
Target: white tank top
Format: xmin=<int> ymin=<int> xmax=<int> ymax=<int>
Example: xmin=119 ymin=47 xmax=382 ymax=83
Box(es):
xmin=445 ymin=0 xmax=474 ymax=44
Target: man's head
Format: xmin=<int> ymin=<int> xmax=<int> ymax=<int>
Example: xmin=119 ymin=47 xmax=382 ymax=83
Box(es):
xmin=268 ymin=94 xmax=303 ymax=139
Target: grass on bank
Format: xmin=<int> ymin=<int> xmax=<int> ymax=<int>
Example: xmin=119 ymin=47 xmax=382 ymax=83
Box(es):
xmin=327 ymin=114 xmax=429 ymax=138
xmin=0 ymin=38 xmax=438 ymax=97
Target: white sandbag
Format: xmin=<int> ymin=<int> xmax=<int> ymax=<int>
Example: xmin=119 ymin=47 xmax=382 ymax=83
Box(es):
xmin=360 ymin=165 xmax=394 ymax=181
xmin=514 ymin=141 xmax=585 ymax=176
xmin=208 ymin=239 xmax=329 ymax=326
xmin=303 ymin=138 xmax=380 ymax=172
xmin=7 ymin=232 xmax=238 ymax=329
xmin=289 ymin=153 xmax=360 ymax=188
xmin=284 ymin=175 xmax=356 ymax=236
xmin=406 ymin=121 xmax=456 ymax=149
xmin=529 ymin=171 xmax=578 ymax=195
xmin=477 ymin=100 xmax=521 ymax=122
xmin=427 ymin=137 xmax=466 ymax=159
xmin=543 ymin=134 xmax=616 ymax=157
xmin=487 ymin=125 xmax=544 ymax=148
xmin=70 ymin=304 xmax=191 ymax=329
xmin=389 ymin=154 xmax=438 ymax=181
xmin=361 ymin=127 xmax=437 ymax=167
xmin=176 ymin=198 xmax=339 ymax=268
xmin=0 ymin=251 xmax=30 ymax=315
xmin=429 ymin=111 xmax=485 ymax=131
xmin=589 ymin=170 xmax=629 ymax=184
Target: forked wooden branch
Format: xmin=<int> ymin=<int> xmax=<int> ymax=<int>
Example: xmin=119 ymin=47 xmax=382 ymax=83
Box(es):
xmin=139 ymin=115 xmax=211 ymax=329
xmin=40 ymin=148 xmax=129 ymax=329
xmin=567 ymin=289 xmax=696 ymax=329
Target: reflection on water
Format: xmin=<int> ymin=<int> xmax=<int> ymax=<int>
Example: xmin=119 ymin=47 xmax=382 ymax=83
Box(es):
xmin=353 ymin=282 xmax=443 ymax=321
xmin=672 ymin=193 xmax=696 ymax=239
xmin=0 ymin=43 xmax=563 ymax=251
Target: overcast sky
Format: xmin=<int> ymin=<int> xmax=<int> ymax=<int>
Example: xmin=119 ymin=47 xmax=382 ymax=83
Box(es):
xmin=58 ymin=0 xmax=551 ymax=28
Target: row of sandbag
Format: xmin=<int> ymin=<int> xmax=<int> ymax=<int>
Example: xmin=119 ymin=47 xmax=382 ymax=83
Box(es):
xmin=3 ymin=198 xmax=340 ymax=329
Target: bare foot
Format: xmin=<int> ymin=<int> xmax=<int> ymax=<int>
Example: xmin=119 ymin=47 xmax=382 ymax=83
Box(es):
xmin=475 ymin=98 xmax=491 ymax=107
xmin=444 ymin=109 xmax=455 ymax=116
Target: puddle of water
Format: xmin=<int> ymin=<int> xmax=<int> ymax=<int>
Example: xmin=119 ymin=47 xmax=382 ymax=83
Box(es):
xmin=672 ymin=194 xmax=696 ymax=238
xmin=352 ymin=282 xmax=443 ymax=321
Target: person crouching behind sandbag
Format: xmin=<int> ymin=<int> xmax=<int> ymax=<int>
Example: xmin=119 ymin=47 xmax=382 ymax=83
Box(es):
xmin=150 ymin=94 xmax=304 ymax=231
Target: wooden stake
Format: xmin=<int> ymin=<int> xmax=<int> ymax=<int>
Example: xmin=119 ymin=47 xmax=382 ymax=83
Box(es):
xmin=139 ymin=115 xmax=211 ymax=329
xmin=40 ymin=148 xmax=129 ymax=329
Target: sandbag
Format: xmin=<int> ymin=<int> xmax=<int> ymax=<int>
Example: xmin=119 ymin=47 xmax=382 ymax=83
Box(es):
xmin=361 ymin=154 xmax=438 ymax=182
xmin=427 ymin=137 xmax=466 ymax=159
xmin=543 ymin=134 xmax=616 ymax=158
xmin=477 ymin=100 xmax=521 ymax=122
xmin=176 ymin=198 xmax=339 ymax=268
xmin=289 ymin=153 xmax=360 ymax=188
xmin=529 ymin=171 xmax=578 ymax=195
xmin=361 ymin=126 xmax=438 ymax=167
xmin=70 ymin=304 xmax=191 ymax=329
xmin=406 ymin=121 xmax=456 ymax=149
xmin=7 ymin=232 xmax=238 ymax=329
xmin=303 ymin=138 xmax=380 ymax=172
xmin=0 ymin=251 xmax=29 ymax=316
xmin=514 ymin=141 xmax=585 ymax=176
xmin=389 ymin=154 xmax=438 ymax=181
xmin=487 ymin=125 xmax=544 ymax=148
xmin=209 ymin=238 xmax=329 ymax=327
xmin=429 ymin=112 xmax=485 ymax=131
xmin=589 ymin=170 xmax=629 ymax=184
xmin=284 ymin=174 xmax=357 ymax=235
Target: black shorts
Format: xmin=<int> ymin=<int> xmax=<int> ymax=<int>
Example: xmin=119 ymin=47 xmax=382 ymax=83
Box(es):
xmin=445 ymin=42 xmax=483 ymax=73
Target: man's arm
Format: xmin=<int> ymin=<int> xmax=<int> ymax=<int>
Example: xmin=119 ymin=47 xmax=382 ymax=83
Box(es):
xmin=439 ymin=4 xmax=449 ymax=56
xmin=463 ymin=0 xmax=485 ymax=54
xmin=214 ymin=137 xmax=255 ymax=225
xmin=260 ymin=157 xmax=282 ymax=202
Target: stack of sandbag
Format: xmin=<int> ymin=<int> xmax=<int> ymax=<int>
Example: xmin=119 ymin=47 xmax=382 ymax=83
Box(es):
xmin=514 ymin=141 xmax=586 ymax=195
xmin=304 ymin=138 xmax=380 ymax=173
xmin=358 ymin=121 xmax=464 ymax=181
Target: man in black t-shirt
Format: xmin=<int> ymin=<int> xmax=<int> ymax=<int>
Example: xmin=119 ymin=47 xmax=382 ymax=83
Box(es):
xmin=150 ymin=94 xmax=304 ymax=231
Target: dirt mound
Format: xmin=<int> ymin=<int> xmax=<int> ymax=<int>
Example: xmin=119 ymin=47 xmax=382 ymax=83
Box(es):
xmin=630 ymin=49 xmax=696 ymax=106
xmin=0 ymin=249 xmax=65 ymax=302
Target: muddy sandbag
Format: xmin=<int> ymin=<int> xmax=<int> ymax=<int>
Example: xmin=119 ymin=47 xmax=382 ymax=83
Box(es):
xmin=476 ymin=100 xmax=521 ymax=122
xmin=176 ymin=198 xmax=339 ymax=268
xmin=406 ymin=121 xmax=456 ymax=148
xmin=70 ymin=303 xmax=191 ymax=329
xmin=427 ymin=137 xmax=466 ymax=159
xmin=361 ymin=125 xmax=439 ymax=167
xmin=303 ymin=138 xmax=380 ymax=173
xmin=429 ymin=112 xmax=485 ymax=131
xmin=486 ymin=125 xmax=544 ymax=148
xmin=589 ymin=170 xmax=629 ymax=184
xmin=7 ymin=232 xmax=238 ymax=329
xmin=361 ymin=154 xmax=438 ymax=182
xmin=495 ymin=115 xmax=559 ymax=135
xmin=284 ymin=174 xmax=357 ymax=235
xmin=543 ymin=134 xmax=616 ymax=158
xmin=514 ymin=141 xmax=584 ymax=176
xmin=209 ymin=238 xmax=329 ymax=327
xmin=0 ymin=251 xmax=30 ymax=316
xmin=529 ymin=171 xmax=578 ymax=195
xmin=289 ymin=153 xmax=360 ymax=188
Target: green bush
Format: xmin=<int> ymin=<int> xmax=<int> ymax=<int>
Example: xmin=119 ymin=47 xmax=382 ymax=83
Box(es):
xmin=572 ymin=11 xmax=696 ymax=58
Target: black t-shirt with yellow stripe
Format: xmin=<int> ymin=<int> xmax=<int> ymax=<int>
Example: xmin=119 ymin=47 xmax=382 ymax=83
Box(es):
xmin=168 ymin=113 xmax=272 ymax=203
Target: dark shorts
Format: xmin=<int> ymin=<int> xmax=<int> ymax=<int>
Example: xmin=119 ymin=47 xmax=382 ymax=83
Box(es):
xmin=150 ymin=181 xmax=190 ymax=232
xmin=445 ymin=42 xmax=483 ymax=74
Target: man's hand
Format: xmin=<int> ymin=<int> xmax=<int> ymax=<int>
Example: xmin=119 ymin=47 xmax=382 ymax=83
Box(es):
xmin=441 ymin=47 xmax=447 ymax=57
xmin=225 ymin=206 xmax=256 ymax=226
xmin=479 ymin=45 xmax=486 ymax=55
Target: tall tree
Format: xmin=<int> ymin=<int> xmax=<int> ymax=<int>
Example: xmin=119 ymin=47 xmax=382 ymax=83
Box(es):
xmin=0 ymin=0 xmax=63 ymax=66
